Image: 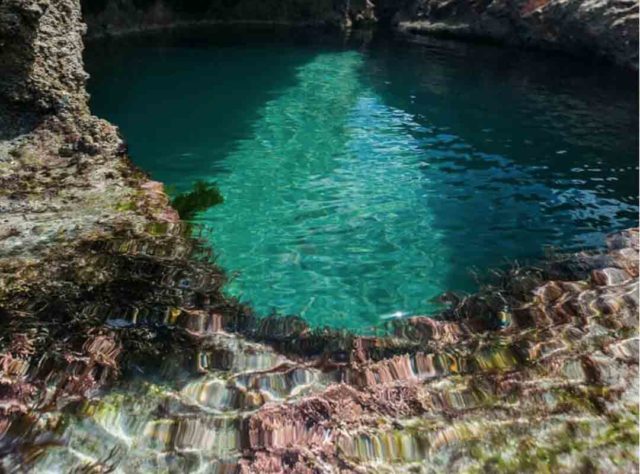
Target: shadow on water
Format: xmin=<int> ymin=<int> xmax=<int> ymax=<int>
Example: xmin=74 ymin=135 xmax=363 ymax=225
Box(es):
xmin=85 ymin=25 xmax=350 ymax=193
xmin=360 ymin=33 xmax=639 ymax=293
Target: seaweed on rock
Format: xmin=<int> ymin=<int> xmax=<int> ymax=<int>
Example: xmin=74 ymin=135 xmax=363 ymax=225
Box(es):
xmin=171 ymin=181 xmax=224 ymax=221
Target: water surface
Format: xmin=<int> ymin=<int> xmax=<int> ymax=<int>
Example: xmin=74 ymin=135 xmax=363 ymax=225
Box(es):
xmin=86 ymin=28 xmax=639 ymax=330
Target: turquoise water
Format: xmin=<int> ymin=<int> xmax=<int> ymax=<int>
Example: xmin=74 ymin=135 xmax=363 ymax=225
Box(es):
xmin=86 ymin=28 xmax=638 ymax=330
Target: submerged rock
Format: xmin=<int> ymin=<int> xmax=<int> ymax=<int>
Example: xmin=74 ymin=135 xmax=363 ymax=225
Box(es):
xmin=235 ymin=232 xmax=639 ymax=469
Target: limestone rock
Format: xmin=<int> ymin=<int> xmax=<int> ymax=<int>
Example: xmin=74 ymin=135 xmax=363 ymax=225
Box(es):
xmin=394 ymin=0 xmax=639 ymax=68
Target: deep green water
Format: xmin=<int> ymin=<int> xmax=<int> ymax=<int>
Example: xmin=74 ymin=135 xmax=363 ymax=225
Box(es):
xmin=86 ymin=28 xmax=639 ymax=330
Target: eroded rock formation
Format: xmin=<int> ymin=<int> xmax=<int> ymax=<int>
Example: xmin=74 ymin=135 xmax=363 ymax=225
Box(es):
xmin=79 ymin=0 xmax=640 ymax=68
xmin=0 ymin=0 xmax=637 ymax=472
xmin=394 ymin=0 xmax=639 ymax=69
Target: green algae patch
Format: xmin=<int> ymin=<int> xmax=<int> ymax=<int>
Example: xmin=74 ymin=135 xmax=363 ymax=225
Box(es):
xmin=171 ymin=181 xmax=223 ymax=221
xmin=115 ymin=199 xmax=137 ymax=212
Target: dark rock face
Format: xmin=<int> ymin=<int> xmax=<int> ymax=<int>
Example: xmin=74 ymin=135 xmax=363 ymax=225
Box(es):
xmin=79 ymin=0 xmax=639 ymax=68
xmin=80 ymin=0 xmax=378 ymax=36
xmin=80 ymin=0 xmax=640 ymax=68
xmin=394 ymin=0 xmax=639 ymax=69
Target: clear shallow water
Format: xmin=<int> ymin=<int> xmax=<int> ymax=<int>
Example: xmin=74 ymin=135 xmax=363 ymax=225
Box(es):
xmin=86 ymin=28 xmax=638 ymax=330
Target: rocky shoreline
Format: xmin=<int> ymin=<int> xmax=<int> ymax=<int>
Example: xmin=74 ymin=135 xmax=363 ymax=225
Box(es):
xmin=393 ymin=0 xmax=639 ymax=70
xmin=80 ymin=0 xmax=639 ymax=68
xmin=0 ymin=0 xmax=638 ymax=472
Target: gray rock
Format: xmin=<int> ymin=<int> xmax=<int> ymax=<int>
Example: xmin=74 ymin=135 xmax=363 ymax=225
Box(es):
xmin=394 ymin=0 xmax=639 ymax=69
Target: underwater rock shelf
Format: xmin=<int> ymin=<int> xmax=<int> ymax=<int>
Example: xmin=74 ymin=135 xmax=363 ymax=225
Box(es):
xmin=0 ymin=0 xmax=638 ymax=472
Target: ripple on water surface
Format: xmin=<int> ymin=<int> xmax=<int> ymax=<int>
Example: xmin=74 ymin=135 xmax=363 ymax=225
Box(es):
xmin=86 ymin=29 xmax=639 ymax=330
